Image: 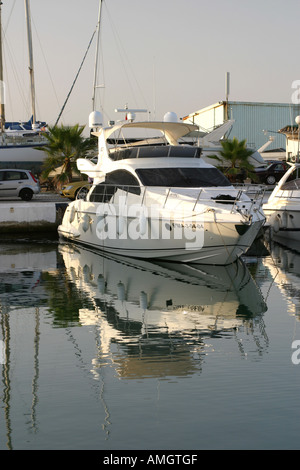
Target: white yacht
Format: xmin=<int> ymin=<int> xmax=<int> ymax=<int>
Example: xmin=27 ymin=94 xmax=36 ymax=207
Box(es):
xmin=263 ymin=163 xmax=300 ymax=242
xmin=58 ymin=114 xmax=266 ymax=265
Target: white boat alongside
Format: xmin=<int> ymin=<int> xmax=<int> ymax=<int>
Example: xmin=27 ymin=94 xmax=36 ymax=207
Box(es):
xmin=179 ymin=119 xmax=266 ymax=169
xmin=58 ymin=115 xmax=265 ymax=265
xmin=263 ymin=163 xmax=300 ymax=242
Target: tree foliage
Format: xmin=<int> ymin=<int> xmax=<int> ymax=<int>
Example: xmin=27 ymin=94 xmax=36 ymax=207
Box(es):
xmin=213 ymin=137 xmax=256 ymax=182
xmin=40 ymin=124 xmax=96 ymax=187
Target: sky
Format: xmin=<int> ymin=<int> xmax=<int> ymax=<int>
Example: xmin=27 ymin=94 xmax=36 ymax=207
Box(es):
xmin=2 ymin=0 xmax=300 ymax=133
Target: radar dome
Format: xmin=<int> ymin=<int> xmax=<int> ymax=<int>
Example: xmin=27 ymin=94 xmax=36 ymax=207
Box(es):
xmin=89 ymin=111 xmax=103 ymax=128
xmin=164 ymin=112 xmax=178 ymax=123
xmin=127 ymin=112 xmax=136 ymax=122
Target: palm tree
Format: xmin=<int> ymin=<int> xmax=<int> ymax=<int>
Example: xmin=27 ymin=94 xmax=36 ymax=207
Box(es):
xmin=213 ymin=137 xmax=256 ymax=182
xmin=40 ymin=124 xmax=96 ymax=188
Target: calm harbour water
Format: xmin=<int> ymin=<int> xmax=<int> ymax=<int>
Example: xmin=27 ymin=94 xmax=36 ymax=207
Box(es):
xmin=1 ymin=234 xmax=300 ymax=450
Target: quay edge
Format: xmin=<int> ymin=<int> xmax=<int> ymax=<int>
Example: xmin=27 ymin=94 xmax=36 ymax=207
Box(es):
xmin=0 ymin=201 xmax=68 ymax=233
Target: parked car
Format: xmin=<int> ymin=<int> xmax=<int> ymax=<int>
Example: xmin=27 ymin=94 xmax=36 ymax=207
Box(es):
xmin=252 ymin=161 xmax=289 ymax=185
xmin=60 ymin=180 xmax=91 ymax=200
xmin=0 ymin=169 xmax=40 ymax=200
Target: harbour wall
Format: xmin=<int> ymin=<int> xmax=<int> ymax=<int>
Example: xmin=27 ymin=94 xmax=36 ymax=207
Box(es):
xmin=0 ymin=201 xmax=68 ymax=233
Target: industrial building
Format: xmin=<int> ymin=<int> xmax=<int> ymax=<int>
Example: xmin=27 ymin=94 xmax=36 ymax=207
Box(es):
xmin=183 ymin=101 xmax=300 ymax=160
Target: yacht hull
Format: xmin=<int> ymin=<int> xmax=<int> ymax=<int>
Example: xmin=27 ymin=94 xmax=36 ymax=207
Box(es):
xmin=263 ymin=163 xmax=300 ymax=242
xmin=264 ymin=206 xmax=300 ymax=242
xmin=58 ymin=200 xmax=264 ymax=265
xmin=0 ymin=143 xmax=47 ymax=172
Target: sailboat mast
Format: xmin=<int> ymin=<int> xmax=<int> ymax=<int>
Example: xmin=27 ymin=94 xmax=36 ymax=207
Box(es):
xmin=0 ymin=1 xmax=5 ymax=133
xmin=24 ymin=0 xmax=36 ymax=128
xmin=92 ymin=0 xmax=103 ymax=112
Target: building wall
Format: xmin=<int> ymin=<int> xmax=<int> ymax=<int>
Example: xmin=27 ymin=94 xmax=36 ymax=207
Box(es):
xmin=184 ymin=101 xmax=300 ymax=153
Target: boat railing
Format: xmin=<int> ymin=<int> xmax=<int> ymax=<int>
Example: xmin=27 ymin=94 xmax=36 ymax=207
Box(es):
xmin=280 ymin=178 xmax=300 ymax=193
xmin=2 ymin=132 xmax=48 ymax=146
xmin=86 ymin=183 xmax=265 ymax=212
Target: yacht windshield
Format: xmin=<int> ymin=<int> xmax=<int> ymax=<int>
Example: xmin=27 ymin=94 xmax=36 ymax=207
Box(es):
xmin=136 ymin=167 xmax=231 ymax=187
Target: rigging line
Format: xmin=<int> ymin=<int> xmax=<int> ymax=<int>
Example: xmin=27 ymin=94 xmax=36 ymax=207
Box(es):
xmin=2 ymin=30 xmax=29 ymax=117
xmin=104 ymin=3 xmax=149 ymax=111
xmin=31 ymin=16 xmax=60 ymax=121
xmin=3 ymin=0 xmax=17 ymax=33
xmin=54 ymin=26 xmax=97 ymax=127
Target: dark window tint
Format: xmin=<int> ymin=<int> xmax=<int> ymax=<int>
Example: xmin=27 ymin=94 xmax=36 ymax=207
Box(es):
xmin=135 ymin=167 xmax=231 ymax=187
xmin=105 ymin=170 xmax=140 ymax=193
xmin=4 ymin=171 xmax=29 ymax=181
xmin=89 ymin=170 xmax=140 ymax=202
xmin=109 ymin=145 xmax=201 ymax=161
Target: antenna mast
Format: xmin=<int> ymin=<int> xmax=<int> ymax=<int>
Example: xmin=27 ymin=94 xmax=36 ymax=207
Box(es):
xmin=24 ymin=0 xmax=36 ymax=128
xmin=92 ymin=0 xmax=104 ymax=112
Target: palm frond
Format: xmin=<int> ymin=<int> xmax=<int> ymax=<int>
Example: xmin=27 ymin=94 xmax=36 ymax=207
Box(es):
xmin=41 ymin=123 xmax=97 ymax=188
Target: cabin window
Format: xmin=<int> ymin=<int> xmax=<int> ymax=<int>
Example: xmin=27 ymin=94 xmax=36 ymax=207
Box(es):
xmin=135 ymin=167 xmax=231 ymax=187
xmin=89 ymin=169 xmax=141 ymax=202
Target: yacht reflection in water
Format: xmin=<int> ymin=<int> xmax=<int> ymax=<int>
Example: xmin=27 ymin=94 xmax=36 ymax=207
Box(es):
xmin=264 ymin=238 xmax=300 ymax=319
xmin=0 ymin=241 xmax=268 ymax=448
xmin=60 ymin=242 xmax=268 ymax=379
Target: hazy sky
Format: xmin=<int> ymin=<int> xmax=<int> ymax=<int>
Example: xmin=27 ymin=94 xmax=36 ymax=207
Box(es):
xmin=2 ymin=0 xmax=299 ymax=130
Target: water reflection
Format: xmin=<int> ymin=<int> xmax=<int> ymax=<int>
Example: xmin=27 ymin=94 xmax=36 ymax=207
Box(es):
xmin=0 ymin=241 xmax=57 ymax=450
xmin=60 ymin=242 xmax=268 ymax=379
xmin=0 ymin=242 xmax=57 ymax=308
xmin=264 ymin=238 xmax=300 ymax=318
xmin=0 ymin=240 xmax=269 ymax=449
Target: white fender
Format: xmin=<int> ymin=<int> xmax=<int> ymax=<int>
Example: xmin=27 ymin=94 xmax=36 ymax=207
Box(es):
xmin=117 ymin=215 xmax=125 ymax=235
xmin=69 ymin=205 xmax=76 ymax=223
xmin=139 ymin=291 xmax=148 ymax=310
xmin=117 ymin=282 xmax=125 ymax=301
xmin=281 ymin=211 xmax=288 ymax=229
xmin=83 ymin=264 xmax=90 ymax=282
xmin=273 ymin=214 xmax=280 ymax=233
xmin=97 ymin=274 xmax=105 ymax=294
xmin=96 ymin=214 xmax=106 ymax=234
xmin=82 ymin=213 xmax=90 ymax=232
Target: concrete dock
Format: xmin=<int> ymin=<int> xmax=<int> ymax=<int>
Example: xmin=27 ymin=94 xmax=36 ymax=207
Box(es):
xmin=0 ymin=193 xmax=69 ymax=233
